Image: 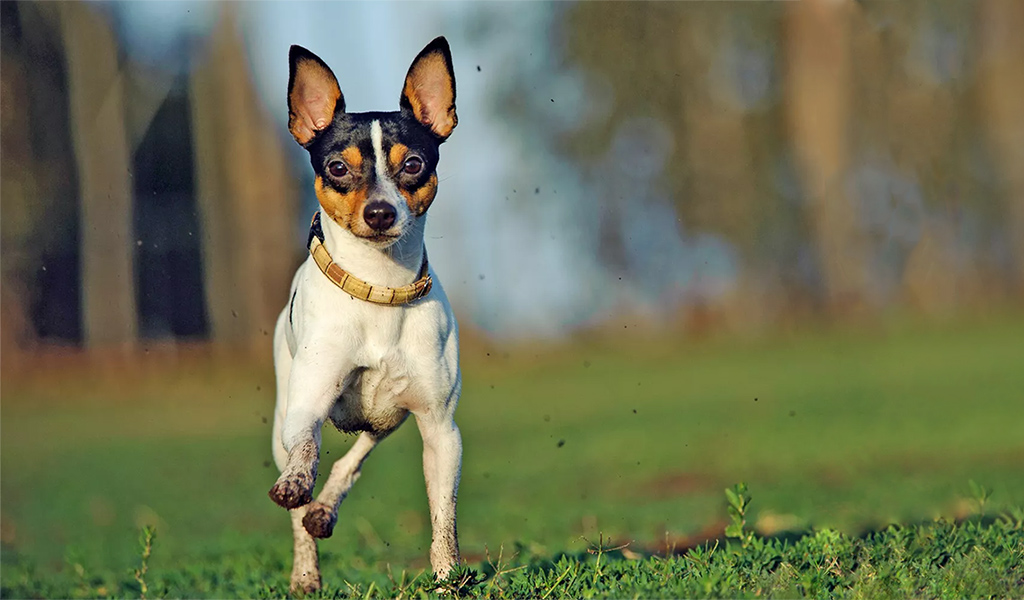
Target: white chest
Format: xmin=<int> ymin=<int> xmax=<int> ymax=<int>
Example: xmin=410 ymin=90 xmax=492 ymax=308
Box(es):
xmin=289 ymin=261 xmax=457 ymax=435
xmin=328 ymin=344 xmax=416 ymax=434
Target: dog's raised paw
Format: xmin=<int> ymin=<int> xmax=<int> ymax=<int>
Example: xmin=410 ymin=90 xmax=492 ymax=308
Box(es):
xmin=302 ymin=501 xmax=337 ymax=538
xmin=269 ymin=475 xmax=313 ymax=509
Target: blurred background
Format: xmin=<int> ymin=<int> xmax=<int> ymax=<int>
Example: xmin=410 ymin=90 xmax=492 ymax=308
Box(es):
xmin=2 ymin=0 xmax=1023 ymax=594
xmin=4 ymin=0 xmax=1023 ymax=354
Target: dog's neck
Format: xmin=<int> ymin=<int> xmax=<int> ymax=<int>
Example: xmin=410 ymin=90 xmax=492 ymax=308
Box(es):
xmin=318 ymin=211 xmax=427 ymax=288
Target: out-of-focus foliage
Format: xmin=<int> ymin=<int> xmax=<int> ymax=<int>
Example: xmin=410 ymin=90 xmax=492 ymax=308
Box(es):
xmin=483 ymin=0 xmax=1023 ymax=331
xmin=3 ymin=0 xmax=1022 ymax=354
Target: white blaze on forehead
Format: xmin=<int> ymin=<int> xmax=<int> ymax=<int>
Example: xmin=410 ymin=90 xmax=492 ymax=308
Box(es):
xmin=370 ymin=120 xmax=389 ymax=182
xmin=369 ymin=119 xmax=404 ymax=216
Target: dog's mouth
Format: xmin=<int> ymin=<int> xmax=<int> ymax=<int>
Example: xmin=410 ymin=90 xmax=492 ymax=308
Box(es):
xmin=358 ymin=232 xmax=401 ymax=246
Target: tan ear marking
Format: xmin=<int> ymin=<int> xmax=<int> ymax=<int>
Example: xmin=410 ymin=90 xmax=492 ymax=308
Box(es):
xmin=401 ymin=42 xmax=457 ymax=140
xmin=288 ymin=49 xmax=343 ymax=146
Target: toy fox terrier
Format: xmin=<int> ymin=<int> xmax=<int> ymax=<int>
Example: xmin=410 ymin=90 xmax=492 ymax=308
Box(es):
xmin=269 ymin=37 xmax=461 ymax=593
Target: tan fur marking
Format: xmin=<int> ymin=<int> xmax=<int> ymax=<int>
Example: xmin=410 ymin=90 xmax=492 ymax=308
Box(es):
xmin=341 ymin=147 xmax=363 ymax=172
xmin=402 ymin=79 xmax=425 ymax=123
xmin=400 ymin=173 xmax=438 ymax=216
xmin=289 ymin=58 xmax=342 ymax=145
xmin=388 ymin=143 xmax=410 ymax=173
xmin=314 ymin=176 xmax=370 ymax=234
xmin=403 ymin=53 xmax=457 ymax=139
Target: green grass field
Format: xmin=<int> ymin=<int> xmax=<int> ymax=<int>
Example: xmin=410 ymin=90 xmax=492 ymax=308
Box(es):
xmin=2 ymin=313 xmax=1023 ymax=597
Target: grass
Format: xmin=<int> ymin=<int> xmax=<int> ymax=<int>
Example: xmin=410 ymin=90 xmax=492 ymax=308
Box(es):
xmin=2 ymin=312 xmax=1024 ymax=597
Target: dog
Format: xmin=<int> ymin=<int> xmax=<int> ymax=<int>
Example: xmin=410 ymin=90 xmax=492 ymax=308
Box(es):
xmin=268 ymin=37 xmax=462 ymax=593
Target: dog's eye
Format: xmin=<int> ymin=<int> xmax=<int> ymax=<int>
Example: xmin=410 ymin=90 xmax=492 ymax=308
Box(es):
xmin=327 ymin=161 xmax=348 ymax=178
xmin=402 ymin=156 xmax=423 ymax=175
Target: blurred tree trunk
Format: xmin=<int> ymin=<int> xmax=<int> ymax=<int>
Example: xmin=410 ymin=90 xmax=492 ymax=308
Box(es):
xmin=1 ymin=5 xmax=37 ymax=362
xmin=976 ymin=0 xmax=1024 ymax=294
xmin=678 ymin=7 xmax=803 ymax=328
xmin=190 ymin=29 xmax=244 ymax=344
xmin=190 ymin=5 xmax=298 ymax=350
xmin=58 ymin=2 xmax=137 ymax=348
xmin=783 ymin=0 xmax=870 ymax=313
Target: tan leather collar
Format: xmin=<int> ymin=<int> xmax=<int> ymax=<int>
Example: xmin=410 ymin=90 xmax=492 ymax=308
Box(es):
xmin=307 ymin=212 xmax=432 ymax=305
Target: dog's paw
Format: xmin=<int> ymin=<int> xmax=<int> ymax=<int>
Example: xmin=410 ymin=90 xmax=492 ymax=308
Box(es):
xmin=302 ymin=501 xmax=337 ymax=538
xmin=269 ymin=474 xmax=313 ymax=509
xmin=289 ymin=572 xmax=321 ymax=595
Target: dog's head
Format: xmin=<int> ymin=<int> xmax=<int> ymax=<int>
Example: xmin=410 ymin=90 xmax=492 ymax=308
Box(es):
xmin=287 ymin=37 xmax=457 ymax=248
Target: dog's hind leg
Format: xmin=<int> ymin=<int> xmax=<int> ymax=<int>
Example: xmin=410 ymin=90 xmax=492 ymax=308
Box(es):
xmin=274 ymin=434 xmax=324 ymax=592
xmin=288 ymin=504 xmax=321 ymax=593
xmin=301 ymin=431 xmax=380 ymax=538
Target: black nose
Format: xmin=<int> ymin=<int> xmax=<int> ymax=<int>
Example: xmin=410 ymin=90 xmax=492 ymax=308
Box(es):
xmin=363 ymin=201 xmax=396 ymax=231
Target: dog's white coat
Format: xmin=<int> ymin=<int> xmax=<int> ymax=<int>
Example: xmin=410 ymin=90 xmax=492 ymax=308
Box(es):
xmin=272 ymin=120 xmax=462 ymax=591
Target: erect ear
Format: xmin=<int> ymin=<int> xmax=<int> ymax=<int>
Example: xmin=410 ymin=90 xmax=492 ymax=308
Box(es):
xmin=287 ymin=45 xmax=344 ymax=146
xmin=400 ymin=37 xmax=457 ymax=141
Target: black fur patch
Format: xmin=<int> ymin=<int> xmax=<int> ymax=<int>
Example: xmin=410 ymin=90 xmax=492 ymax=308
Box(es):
xmin=288 ymin=289 xmax=298 ymax=327
xmin=306 ymin=112 xmax=441 ymax=201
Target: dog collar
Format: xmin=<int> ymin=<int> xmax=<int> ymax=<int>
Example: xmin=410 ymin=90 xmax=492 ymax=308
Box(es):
xmin=307 ymin=212 xmax=432 ymax=305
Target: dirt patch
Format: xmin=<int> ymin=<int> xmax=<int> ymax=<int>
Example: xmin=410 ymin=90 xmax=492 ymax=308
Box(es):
xmin=586 ymin=520 xmax=731 ymax=559
xmin=641 ymin=472 xmax=720 ymax=499
xmin=648 ymin=520 xmax=729 ymax=555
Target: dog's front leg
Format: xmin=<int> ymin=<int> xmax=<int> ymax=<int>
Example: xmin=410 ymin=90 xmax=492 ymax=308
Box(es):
xmin=271 ymin=357 xmax=350 ymax=593
xmin=415 ymin=412 xmax=463 ymax=579
xmin=270 ymin=358 xmax=349 ymax=510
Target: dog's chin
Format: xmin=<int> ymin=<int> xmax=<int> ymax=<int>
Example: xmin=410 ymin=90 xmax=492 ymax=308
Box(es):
xmin=358 ymin=232 xmax=402 ymax=249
